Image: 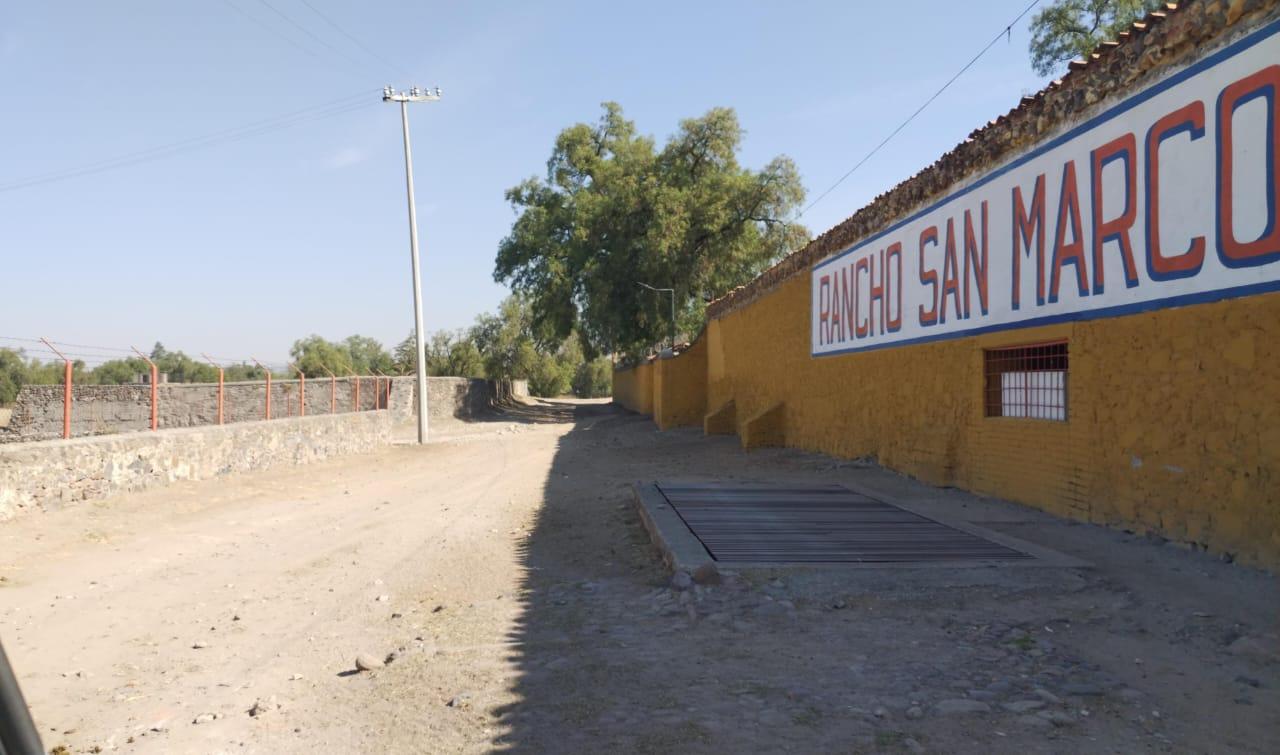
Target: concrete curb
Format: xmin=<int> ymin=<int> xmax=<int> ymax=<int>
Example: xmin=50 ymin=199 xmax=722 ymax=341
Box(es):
xmin=631 ymin=482 xmax=715 ymax=576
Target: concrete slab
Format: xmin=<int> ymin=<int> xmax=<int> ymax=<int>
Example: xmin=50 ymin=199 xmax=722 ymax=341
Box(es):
xmin=631 ymin=482 xmax=715 ymax=576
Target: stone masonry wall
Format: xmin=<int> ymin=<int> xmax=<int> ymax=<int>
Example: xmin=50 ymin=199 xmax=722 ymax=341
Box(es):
xmin=0 ymin=410 xmax=392 ymax=520
xmin=1 ymin=377 xmax=524 ymax=443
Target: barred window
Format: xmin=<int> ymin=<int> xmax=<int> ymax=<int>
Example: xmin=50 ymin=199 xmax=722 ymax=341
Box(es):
xmin=983 ymin=342 xmax=1068 ymax=421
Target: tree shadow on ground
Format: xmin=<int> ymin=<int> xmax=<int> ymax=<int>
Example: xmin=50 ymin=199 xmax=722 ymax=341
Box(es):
xmin=484 ymin=402 xmax=1280 ymax=754
xmin=485 ymin=403 xmax=915 ymax=753
xmin=469 ymin=398 xmax=595 ymax=426
xmin=490 ymin=401 xmax=724 ymax=752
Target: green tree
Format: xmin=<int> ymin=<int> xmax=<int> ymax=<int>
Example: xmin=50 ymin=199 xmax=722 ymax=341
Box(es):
xmin=572 ymin=356 xmax=613 ymax=398
xmin=471 ymin=297 xmax=540 ymax=381
xmin=444 ymin=339 xmax=485 ymax=378
xmin=1028 ymin=0 xmax=1162 ymax=76
xmin=289 ymin=335 xmax=393 ymax=377
xmin=464 ymin=295 xmax=586 ymax=396
xmin=395 ymin=330 xmax=487 ymax=378
xmin=224 ymin=363 xmax=266 ymax=382
xmin=154 ymin=350 xmax=217 ymax=383
xmin=88 ymin=357 xmax=151 ymax=385
xmin=494 ymin=103 xmax=807 ymax=359
xmin=343 ymin=335 xmax=393 ymax=375
xmin=394 ymin=332 xmax=424 ymax=375
xmin=0 ymin=348 xmax=28 ymax=405
xmin=291 ymin=335 xmax=353 ymax=377
xmin=525 ymin=348 xmax=570 ymax=397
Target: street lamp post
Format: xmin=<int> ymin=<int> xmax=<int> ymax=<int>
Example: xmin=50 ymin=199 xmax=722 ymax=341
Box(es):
xmin=383 ymin=85 xmax=442 ymax=445
xmin=636 ymin=281 xmax=676 ymax=350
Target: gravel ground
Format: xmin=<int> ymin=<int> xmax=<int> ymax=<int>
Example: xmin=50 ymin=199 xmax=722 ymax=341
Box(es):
xmin=1 ymin=399 xmax=1276 ymax=754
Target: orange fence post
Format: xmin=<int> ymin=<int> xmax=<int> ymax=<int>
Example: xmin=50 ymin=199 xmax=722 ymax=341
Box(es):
xmin=288 ymin=363 xmax=305 ymax=417
xmin=374 ymin=370 xmax=390 ymax=409
xmin=64 ymin=361 xmax=72 ymax=435
xmin=322 ymin=367 xmax=336 ymax=413
xmin=201 ymin=353 xmax=224 ymax=425
xmin=131 ymin=347 xmax=159 ymax=431
xmin=349 ymin=372 xmax=361 ymax=412
xmin=252 ymin=359 xmax=271 ymax=420
xmin=40 ymin=338 xmax=72 ymax=439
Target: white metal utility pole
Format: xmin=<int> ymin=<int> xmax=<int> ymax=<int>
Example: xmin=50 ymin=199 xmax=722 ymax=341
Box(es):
xmin=383 ymin=85 xmax=441 ymax=444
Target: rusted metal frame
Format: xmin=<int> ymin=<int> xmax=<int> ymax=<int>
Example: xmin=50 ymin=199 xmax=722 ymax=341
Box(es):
xmin=130 ymin=346 xmax=159 ymax=431
xmin=251 ymin=359 xmax=272 ymax=420
xmin=40 ymin=340 xmax=72 ymax=440
xmin=201 ymin=353 xmax=224 ymax=425
xmin=348 ymin=371 xmax=361 ymax=412
xmin=321 ymin=367 xmax=337 ymax=413
xmin=373 ymin=370 xmax=391 ymax=410
xmin=288 ymin=363 xmax=306 ymax=417
xmin=981 ymin=340 xmax=1068 ymax=420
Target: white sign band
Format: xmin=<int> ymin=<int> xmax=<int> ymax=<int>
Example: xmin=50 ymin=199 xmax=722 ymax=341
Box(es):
xmin=811 ymin=20 xmax=1280 ymax=357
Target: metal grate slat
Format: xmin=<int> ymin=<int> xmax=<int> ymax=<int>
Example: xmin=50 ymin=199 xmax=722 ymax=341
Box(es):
xmin=656 ymin=482 xmax=1032 ymax=564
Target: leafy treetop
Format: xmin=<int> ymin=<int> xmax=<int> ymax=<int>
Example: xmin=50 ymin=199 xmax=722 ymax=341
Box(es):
xmin=1028 ymin=0 xmax=1163 ymax=76
xmin=494 ymin=103 xmax=808 ymax=359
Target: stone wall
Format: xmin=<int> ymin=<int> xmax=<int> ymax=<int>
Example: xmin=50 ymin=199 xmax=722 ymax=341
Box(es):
xmin=1 ymin=377 xmax=524 ymax=443
xmin=0 ymin=411 xmax=392 ymax=520
xmin=384 ymin=376 xmax=516 ymax=422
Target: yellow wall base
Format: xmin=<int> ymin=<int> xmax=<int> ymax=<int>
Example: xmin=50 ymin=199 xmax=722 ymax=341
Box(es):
xmin=704 ymin=399 xmax=736 ymax=436
xmin=741 ymin=403 xmax=786 ymax=450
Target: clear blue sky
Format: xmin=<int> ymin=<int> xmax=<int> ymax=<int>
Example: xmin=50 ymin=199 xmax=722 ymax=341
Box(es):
xmin=0 ymin=1 xmax=1047 ymax=366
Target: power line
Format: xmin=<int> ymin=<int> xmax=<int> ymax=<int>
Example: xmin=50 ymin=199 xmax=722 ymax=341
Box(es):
xmin=206 ymin=354 xmax=289 ymax=368
xmin=297 ymin=0 xmax=412 ymax=80
xmin=0 ymin=337 xmax=134 ymax=356
xmin=15 ymin=348 xmax=130 ymax=363
xmin=251 ymin=0 xmax=380 ymax=77
xmin=222 ymin=0 xmax=329 ymax=65
xmin=0 ymin=336 xmax=285 ymax=369
xmin=0 ymin=92 xmax=375 ymax=193
xmin=798 ymin=0 xmax=1043 ymax=219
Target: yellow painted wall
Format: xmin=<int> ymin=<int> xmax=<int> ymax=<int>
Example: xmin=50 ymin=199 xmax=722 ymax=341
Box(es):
xmin=611 ymin=361 xmax=654 ymax=416
xmin=654 ymin=338 xmax=708 ymax=430
xmin=702 ymin=274 xmax=1280 ymax=566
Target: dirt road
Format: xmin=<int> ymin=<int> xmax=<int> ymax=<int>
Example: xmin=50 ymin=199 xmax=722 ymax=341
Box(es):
xmin=1 ymin=400 xmax=1277 ymax=754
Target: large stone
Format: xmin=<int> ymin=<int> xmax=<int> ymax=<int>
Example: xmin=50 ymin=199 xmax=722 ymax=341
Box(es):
xmin=933 ymin=699 xmax=991 ymax=716
xmin=1227 ymin=635 xmax=1280 ymax=663
xmin=692 ymin=562 xmax=720 ymax=585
